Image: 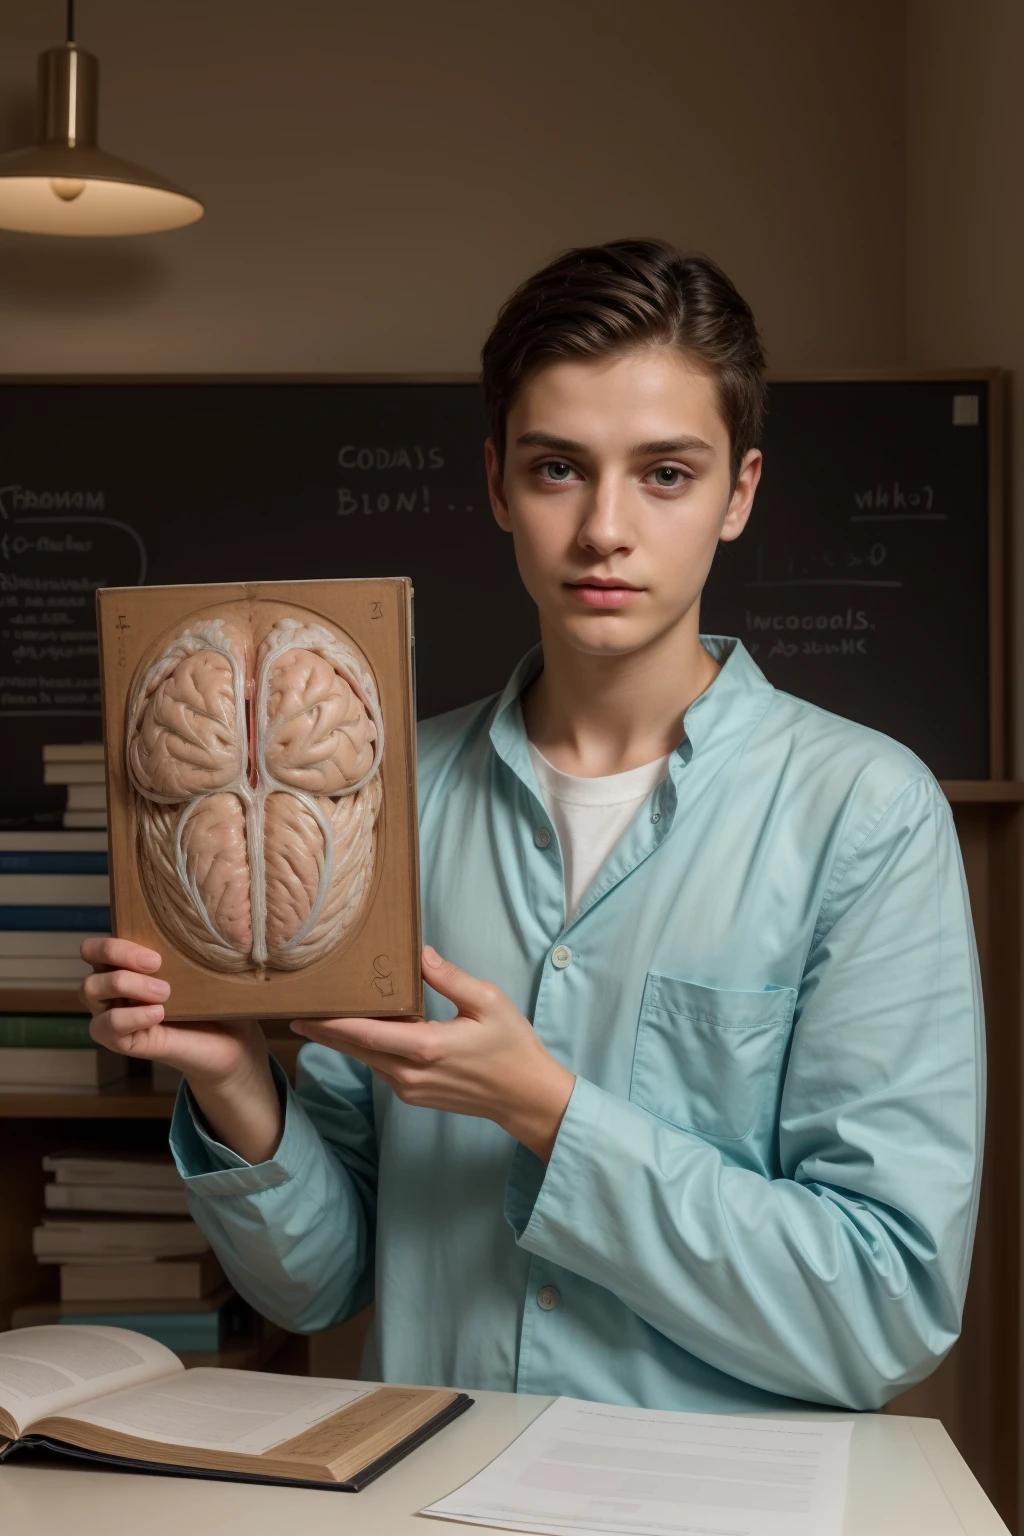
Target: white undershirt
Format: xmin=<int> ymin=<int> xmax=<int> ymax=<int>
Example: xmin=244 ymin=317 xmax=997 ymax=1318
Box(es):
xmin=527 ymin=741 xmax=671 ymax=924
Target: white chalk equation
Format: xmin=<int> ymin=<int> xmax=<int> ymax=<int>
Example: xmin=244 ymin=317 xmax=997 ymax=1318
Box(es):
xmin=0 ymin=485 xmax=147 ymax=715
xmin=745 ymin=606 xmax=875 ymax=661
xmin=338 ymin=444 xmax=445 ymax=471
xmin=336 ymin=443 xmax=479 ymax=518
xmin=850 ymin=481 xmax=944 ymax=522
xmin=745 ymin=541 xmax=902 ymax=590
xmin=337 ymin=484 xmax=478 ymax=516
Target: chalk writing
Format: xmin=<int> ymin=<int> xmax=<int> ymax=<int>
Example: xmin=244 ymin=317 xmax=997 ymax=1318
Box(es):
xmin=745 ymin=608 xmax=873 ymax=633
xmin=766 ymin=637 xmax=869 ymax=659
xmin=0 ymin=485 xmax=105 ymax=514
xmin=338 ymin=446 xmax=445 ymax=470
xmin=338 ymin=485 xmax=432 ymax=516
xmin=854 ymin=482 xmax=934 ymax=511
xmin=0 ymin=496 xmax=146 ymax=717
xmin=745 ymin=541 xmax=902 ymax=590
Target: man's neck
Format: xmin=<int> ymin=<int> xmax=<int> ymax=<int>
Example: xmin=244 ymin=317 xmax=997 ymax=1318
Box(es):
xmin=520 ymin=612 xmax=720 ymax=778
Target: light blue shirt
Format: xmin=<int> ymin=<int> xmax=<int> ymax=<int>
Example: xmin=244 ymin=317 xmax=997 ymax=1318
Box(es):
xmin=170 ymin=636 xmax=984 ymax=1413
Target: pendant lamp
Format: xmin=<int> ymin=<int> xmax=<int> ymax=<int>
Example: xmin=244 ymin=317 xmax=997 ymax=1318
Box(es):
xmin=0 ymin=2 xmax=203 ymax=236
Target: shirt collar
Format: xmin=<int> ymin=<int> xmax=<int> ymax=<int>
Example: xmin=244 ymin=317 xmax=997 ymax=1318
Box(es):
xmin=487 ymin=635 xmax=775 ymax=787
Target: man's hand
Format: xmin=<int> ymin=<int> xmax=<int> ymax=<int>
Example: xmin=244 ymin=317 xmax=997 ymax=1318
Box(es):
xmin=291 ymin=945 xmax=576 ymax=1163
xmin=80 ymin=936 xmax=265 ymax=1086
xmin=80 ymin=936 xmax=282 ymax=1164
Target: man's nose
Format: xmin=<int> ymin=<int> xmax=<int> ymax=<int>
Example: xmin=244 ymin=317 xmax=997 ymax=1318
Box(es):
xmin=577 ymin=476 xmax=634 ymax=553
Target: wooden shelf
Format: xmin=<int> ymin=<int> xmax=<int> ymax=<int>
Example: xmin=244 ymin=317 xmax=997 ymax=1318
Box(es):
xmin=0 ymin=1045 xmax=297 ymax=1118
xmin=0 ymin=987 xmax=88 ymax=1014
xmin=0 ymin=1079 xmax=176 ymax=1119
xmin=941 ymin=780 xmax=1024 ymax=803
xmin=178 ymin=1321 xmax=289 ymax=1371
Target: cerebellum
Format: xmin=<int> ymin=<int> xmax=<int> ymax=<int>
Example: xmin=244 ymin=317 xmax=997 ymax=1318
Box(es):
xmin=126 ymin=606 xmax=384 ymax=976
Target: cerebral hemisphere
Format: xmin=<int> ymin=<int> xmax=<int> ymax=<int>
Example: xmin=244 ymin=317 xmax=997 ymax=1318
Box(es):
xmin=125 ymin=608 xmax=384 ymax=974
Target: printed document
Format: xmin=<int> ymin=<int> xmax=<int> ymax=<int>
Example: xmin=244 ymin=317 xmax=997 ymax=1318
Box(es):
xmin=422 ymin=1396 xmax=852 ymax=1536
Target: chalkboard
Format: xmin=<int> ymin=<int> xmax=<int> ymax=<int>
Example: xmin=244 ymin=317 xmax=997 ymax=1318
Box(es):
xmin=0 ymin=374 xmax=999 ymax=824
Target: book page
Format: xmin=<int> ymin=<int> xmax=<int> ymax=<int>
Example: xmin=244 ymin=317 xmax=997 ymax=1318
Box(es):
xmin=0 ymin=1325 xmax=183 ymax=1438
xmin=423 ymin=1397 xmax=853 ymax=1536
xmin=53 ymin=1368 xmax=374 ymax=1456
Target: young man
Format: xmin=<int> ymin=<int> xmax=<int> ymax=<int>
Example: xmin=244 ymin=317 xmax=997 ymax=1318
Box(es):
xmin=81 ymin=239 xmax=983 ymax=1414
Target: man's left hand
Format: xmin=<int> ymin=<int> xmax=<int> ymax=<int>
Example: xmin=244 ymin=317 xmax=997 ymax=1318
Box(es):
xmin=290 ymin=946 xmax=576 ymax=1163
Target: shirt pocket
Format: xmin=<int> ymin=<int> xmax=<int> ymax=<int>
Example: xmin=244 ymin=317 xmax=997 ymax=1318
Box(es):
xmin=629 ymin=972 xmax=797 ymax=1142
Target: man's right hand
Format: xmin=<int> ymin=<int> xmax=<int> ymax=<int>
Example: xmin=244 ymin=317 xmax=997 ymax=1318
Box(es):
xmin=80 ymin=937 xmax=284 ymax=1163
xmin=80 ymin=936 xmax=265 ymax=1085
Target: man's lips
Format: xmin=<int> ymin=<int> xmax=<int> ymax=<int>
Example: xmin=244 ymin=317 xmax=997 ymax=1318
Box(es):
xmin=564 ymin=580 xmax=644 ymax=609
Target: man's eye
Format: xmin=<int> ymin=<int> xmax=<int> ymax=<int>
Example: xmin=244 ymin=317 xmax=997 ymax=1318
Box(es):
xmin=649 ymin=466 xmax=688 ymax=488
xmin=541 ymin=461 xmax=575 ymax=482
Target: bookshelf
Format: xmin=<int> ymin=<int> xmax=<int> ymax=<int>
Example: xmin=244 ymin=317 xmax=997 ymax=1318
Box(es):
xmin=177 ymin=1320 xmax=291 ymax=1371
xmin=0 ymin=987 xmax=95 ymax=1015
xmin=0 ymin=1042 xmax=304 ymax=1374
xmin=0 ymin=1079 xmax=177 ymax=1119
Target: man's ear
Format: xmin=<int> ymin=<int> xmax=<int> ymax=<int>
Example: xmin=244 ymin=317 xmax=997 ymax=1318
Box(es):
xmin=719 ymin=448 xmax=762 ymax=544
xmin=486 ymin=439 xmax=512 ymax=533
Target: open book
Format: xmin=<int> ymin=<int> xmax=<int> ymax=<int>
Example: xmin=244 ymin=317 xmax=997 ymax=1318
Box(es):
xmin=0 ymin=1325 xmax=471 ymax=1491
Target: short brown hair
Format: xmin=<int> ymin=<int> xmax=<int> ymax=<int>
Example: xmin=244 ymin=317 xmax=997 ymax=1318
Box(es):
xmin=481 ymin=238 xmax=766 ymax=487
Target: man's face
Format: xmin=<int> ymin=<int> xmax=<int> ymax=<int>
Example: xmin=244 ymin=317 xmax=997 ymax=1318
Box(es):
xmin=486 ymin=346 xmax=761 ymax=659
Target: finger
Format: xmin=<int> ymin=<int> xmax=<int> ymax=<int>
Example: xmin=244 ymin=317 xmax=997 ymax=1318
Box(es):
xmin=421 ymin=945 xmax=499 ymax=1017
xmin=80 ymin=969 xmax=170 ymax=1009
xmin=292 ymin=1015 xmax=442 ymax=1062
xmin=90 ymin=1005 xmax=165 ymax=1050
xmin=303 ymin=1036 xmax=422 ymax=1085
xmin=81 ymin=936 xmax=162 ymax=973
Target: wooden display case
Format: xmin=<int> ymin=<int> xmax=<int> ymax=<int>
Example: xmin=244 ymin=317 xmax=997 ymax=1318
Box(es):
xmin=96 ymin=578 xmax=422 ymax=1021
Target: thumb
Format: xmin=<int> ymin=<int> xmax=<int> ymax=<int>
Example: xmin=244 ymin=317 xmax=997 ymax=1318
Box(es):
xmin=421 ymin=945 xmax=493 ymax=1016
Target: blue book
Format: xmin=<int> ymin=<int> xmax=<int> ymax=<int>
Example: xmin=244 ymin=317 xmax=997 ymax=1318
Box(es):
xmin=60 ymin=1301 xmax=249 ymax=1353
xmin=0 ymin=906 xmax=111 ymax=932
xmin=0 ymin=853 xmax=108 ymax=875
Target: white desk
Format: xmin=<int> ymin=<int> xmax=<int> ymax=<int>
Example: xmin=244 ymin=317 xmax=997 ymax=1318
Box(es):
xmin=0 ymin=1391 xmax=1010 ymax=1535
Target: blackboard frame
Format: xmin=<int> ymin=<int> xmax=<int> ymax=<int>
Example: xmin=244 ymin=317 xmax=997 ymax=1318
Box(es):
xmin=763 ymin=367 xmax=1006 ymax=780
xmin=0 ymin=366 xmax=1005 ymax=780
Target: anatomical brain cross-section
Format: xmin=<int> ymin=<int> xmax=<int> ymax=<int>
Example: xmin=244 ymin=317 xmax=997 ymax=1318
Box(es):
xmin=125 ymin=603 xmax=384 ymax=975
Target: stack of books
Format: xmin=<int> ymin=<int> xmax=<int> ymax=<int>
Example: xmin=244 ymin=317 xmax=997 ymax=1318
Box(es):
xmin=0 ymin=1013 xmax=127 ymax=1091
xmin=44 ymin=742 xmax=107 ymax=830
xmin=0 ymin=829 xmax=109 ymax=990
xmin=22 ymin=1151 xmax=246 ymax=1353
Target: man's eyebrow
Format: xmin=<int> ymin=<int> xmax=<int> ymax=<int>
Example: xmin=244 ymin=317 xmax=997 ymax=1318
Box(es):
xmin=514 ymin=431 xmax=716 ymax=457
xmin=515 ymin=431 xmax=587 ymax=454
xmin=631 ymin=436 xmax=715 ymax=457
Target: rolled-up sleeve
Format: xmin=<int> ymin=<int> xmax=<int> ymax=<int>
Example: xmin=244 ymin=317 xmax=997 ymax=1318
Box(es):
xmin=505 ymin=775 xmax=985 ymax=1410
xmin=170 ymin=1043 xmax=379 ymax=1332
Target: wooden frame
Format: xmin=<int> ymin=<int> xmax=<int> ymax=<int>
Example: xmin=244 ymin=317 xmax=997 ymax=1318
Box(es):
xmin=763 ymin=368 xmax=1006 ymax=779
xmin=96 ymin=577 xmax=422 ymax=1021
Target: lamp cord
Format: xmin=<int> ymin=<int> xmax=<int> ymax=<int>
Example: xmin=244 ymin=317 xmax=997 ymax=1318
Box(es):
xmin=66 ymin=0 xmax=75 ymax=43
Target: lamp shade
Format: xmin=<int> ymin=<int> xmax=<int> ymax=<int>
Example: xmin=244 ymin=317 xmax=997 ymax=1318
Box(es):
xmin=0 ymin=44 xmax=203 ymax=236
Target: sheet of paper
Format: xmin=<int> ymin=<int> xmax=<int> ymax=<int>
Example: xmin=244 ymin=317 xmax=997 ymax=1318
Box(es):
xmin=57 ymin=1367 xmax=374 ymax=1455
xmin=0 ymin=1325 xmax=182 ymax=1436
xmin=422 ymin=1396 xmax=853 ymax=1536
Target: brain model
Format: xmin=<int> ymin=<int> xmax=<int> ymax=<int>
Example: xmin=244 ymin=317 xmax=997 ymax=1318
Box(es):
xmin=125 ymin=604 xmax=384 ymax=975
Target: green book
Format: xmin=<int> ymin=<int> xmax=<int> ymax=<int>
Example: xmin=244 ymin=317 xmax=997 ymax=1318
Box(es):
xmin=0 ymin=1015 xmax=93 ymax=1048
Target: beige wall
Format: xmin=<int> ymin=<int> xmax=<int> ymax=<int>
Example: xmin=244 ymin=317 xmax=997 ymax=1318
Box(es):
xmin=904 ymin=4 xmax=1024 ymax=1521
xmin=0 ymin=0 xmax=905 ymax=374
xmin=906 ymin=0 xmax=1024 ymax=771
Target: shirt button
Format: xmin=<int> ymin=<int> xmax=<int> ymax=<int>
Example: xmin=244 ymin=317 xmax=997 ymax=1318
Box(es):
xmin=534 ymin=827 xmax=552 ymax=848
xmin=551 ymin=945 xmax=572 ymax=969
xmin=537 ymin=1286 xmax=560 ymax=1311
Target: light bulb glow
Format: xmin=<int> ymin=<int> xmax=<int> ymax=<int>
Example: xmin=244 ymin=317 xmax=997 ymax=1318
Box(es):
xmin=50 ymin=176 xmax=85 ymax=201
